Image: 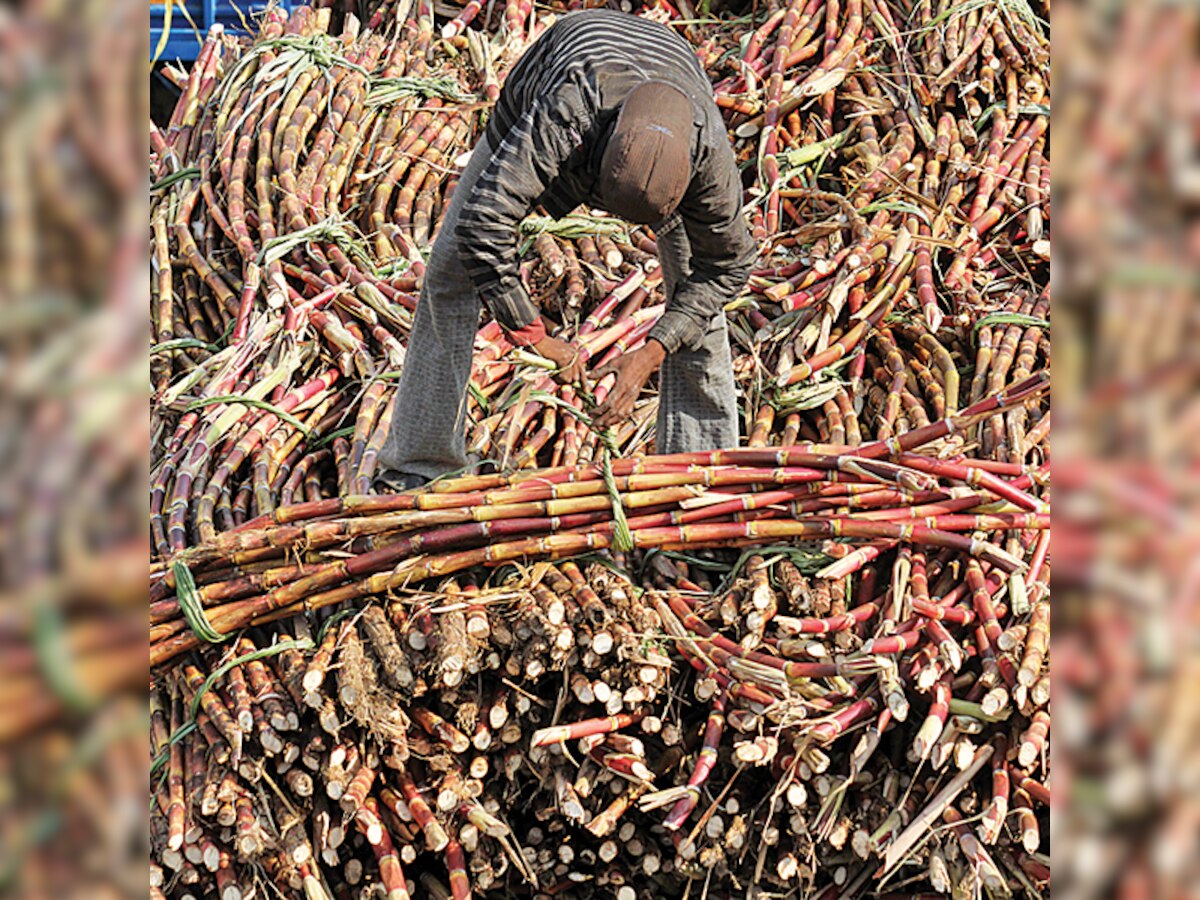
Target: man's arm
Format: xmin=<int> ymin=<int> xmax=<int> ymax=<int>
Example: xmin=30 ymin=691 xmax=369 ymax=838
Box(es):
xmin=456 ymin=94 xmax=587 ymax=346
xmin=647 ymin=135 xmax=756 ymax=354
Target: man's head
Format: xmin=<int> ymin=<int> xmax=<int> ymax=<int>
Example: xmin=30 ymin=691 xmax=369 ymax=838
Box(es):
xmin=598 ymin=82 xmax=692 ymax=224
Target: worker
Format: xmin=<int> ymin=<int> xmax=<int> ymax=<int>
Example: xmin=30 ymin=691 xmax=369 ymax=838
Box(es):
xmin=375 ymin=8 xmax=755 ymax=492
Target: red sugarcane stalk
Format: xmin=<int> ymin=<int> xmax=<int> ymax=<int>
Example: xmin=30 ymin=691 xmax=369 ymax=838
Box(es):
xmin=445 ymin=839 xmax=471 ymax=900
xmin=358 ymin=798 xmax=411 ymax=900
xmin=393 ymin=770 xmax=450 ymax=852
xmin=531 ymin=713 xmax=644 ymax=748
xmin=663 ymin=690 xmax=726 ymax=831
xmin=912 ymin=673 xmax=952 ymax=761
xmin=810 ymin=693 xmax=881 ymax=743
xmin=980 ymin=735 xmax=1010 ymax=844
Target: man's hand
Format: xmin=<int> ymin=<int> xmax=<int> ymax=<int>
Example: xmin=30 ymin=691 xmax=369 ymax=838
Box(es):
xmin=533 ymin=335 xmax=586 ymax=384
xmin=591 ymin=340 xmax=667 ymax=429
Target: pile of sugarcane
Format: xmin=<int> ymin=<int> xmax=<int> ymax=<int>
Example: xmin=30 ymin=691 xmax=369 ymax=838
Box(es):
xmin=151 ymin=375 xmax=1050 ymax=897
xmin=150 ymin=0 xmax=1051 ymax=896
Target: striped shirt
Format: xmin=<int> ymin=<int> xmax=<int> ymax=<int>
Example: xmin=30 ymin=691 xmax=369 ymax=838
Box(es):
xmin=455 ymin=9 xmax=756 ymax=354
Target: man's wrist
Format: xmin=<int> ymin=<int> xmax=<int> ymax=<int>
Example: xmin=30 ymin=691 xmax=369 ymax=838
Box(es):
xmin=644 ymin=338 xmax=668 ymax=365
xmin=507 ymin=317 xmax=548 ymax=347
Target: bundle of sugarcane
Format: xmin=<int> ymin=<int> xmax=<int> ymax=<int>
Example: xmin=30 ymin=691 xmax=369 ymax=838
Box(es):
xmin=150 ymin=371 xmax=1047 ymax=662
xmin=150 ymin=2 xmax=454 ymax=375
xmin=151 ymin=542 xmax=1051 ymax=897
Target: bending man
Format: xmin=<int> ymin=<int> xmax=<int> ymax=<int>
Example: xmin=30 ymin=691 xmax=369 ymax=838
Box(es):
xmin=377 ymin=9 xmax=755 ymax=491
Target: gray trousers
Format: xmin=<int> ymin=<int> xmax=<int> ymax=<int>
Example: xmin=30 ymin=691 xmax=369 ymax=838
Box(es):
xmin=379 ymin=135 xmax=739 ymax=481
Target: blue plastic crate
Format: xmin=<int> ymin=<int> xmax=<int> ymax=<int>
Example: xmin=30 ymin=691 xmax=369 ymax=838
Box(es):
xmin=150 ymin=0 xmax=304 ymax=63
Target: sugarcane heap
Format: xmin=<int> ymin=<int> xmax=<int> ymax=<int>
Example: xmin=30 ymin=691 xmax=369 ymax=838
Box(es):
xmin=150 ymin=0 xmax=1051 ymax=897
